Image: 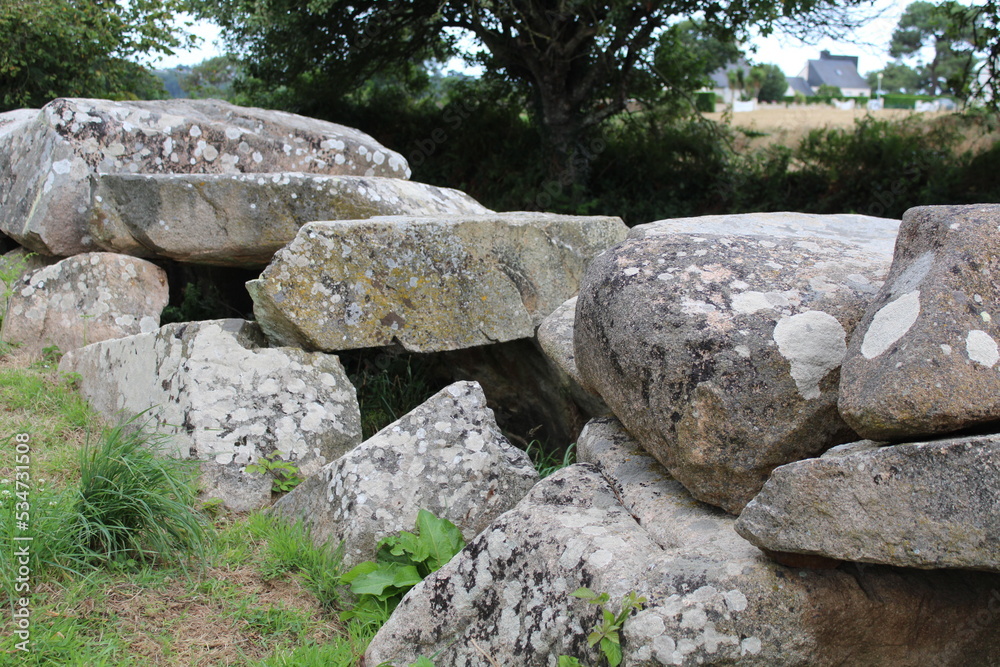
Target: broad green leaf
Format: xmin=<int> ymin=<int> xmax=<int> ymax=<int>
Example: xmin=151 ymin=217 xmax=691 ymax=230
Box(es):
xmin=408 ymin=658 xmax=436 ymax=667
xmin=572 ymin=586 xmax=609 ymax=604
xmin=557 ymin=656 xmax=583 ymax=667
xmin=349 ymin=562 xmax=420 ymax=597
xmin=339 ymin=560 xmax=379 ymax=585
xmin=376 ymin=531 xmax=422 ymax=565
xmin=415 ymin=508 xmax=465 ymax=571
xmin=601 ymin=637 xmax=623 ymax=667
xmin=390 ymin=529 xmax=430 ymax=564
xmin=391 ymin=563 xmax=424 ymax=589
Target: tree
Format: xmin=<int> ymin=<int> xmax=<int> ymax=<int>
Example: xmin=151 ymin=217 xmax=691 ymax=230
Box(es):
xmin=816 ymin=83 xmax=843 ymax=97
xmin=651 ymin=19 xmax=742 ymax=98
xmin=746 ymin=66 xmax=767 ymax=101
xmin=867 ymin=62 xmax=923 ymax=93
xmin=196 ymin=0 xmax=872 ymax=188
xmin=890 ymin=0 xmax=981 ymax=98
xmin=0 ymin=0 xmax=195 ymax=111
xmin=182 ymin=55 xmax=240 ymax=100
xmin=755 ymin=64 xmax=788 ymax=102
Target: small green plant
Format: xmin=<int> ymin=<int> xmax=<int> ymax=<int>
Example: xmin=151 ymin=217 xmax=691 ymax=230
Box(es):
xmin=32 ymin=344 xmax=63 ymax=369
xmin=525 ymin=440 xmax=577 ymax=478
xmin=561 ymin=588 xmax=648 ymax=667
xmin=340 ymin=509 xmax=465 ymax=622
xmin=246 ymin=452 xmax=304 ymax=493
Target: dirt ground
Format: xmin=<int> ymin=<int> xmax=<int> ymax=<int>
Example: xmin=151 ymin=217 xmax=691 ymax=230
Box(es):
xmin=703 ymin=105 xmax=950 ymax=152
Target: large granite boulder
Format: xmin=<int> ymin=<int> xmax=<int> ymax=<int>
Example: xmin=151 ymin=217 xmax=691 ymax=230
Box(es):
xmin=1 ymin=252 xmax=167 ymax=355
xmin=0 ymin=98 xmax=409 ymax=256
xmin=271 ymin=381 xmax=538 ymax=567
xmin=736 ymin=434 xmax=1000 ymax=572
xmin=575 ymin=213 xmax=898 ymax=513
xmin=365 ymin=417 xmax=1000 ymax=666
xmin=90 ymin=173 xmax=490 ymax=267
xmin=839 ymin=204 xmax=1000 ymax=440
xmin=59 ymin=319 xmax=361 ymax=511
xmin=248 ymin=213 xmax=628 ymax=352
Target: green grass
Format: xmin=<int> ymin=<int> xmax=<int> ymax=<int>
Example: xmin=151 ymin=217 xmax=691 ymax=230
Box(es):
xmin=0 ymin=358 xmax=377 ymax=665
xmin=525 ymin=440 xmax=577 ymax=478
xmin=68 ymin=416 xmax=210 ymax=568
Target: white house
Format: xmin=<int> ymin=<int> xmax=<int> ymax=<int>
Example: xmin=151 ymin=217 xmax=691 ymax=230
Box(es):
xmin=790 ymin=51 xmax=871 ymax=98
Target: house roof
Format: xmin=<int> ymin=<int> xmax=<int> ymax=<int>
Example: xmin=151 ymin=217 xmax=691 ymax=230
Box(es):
xmin=708 ymin=59 xmax=751 ymax=89
xmin=803 ymin=59 xmax=869 ymax=90
xmin=785 ymin=77 xmax=814 ymax=97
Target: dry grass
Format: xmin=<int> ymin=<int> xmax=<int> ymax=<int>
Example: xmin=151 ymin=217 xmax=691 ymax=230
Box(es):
xmin=704 ymin=106 xmax=949 ymax=152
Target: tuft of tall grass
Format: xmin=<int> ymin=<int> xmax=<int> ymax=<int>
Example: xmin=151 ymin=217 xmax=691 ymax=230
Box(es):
xmin=67 ymin=417 xmax=210 ymax=567
xmin=1 ymin=415 xmax=210 ymax=592
xmin=525 ymin=440 xmax=577 ymax=478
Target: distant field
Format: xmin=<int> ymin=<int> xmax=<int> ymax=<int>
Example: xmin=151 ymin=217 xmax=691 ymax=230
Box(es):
xmin=703 ymin=106 xmax=948 ymax=151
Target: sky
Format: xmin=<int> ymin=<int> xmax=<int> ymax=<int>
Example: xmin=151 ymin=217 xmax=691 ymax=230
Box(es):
xmin=149 ymin=0 xmax=969 ymax=78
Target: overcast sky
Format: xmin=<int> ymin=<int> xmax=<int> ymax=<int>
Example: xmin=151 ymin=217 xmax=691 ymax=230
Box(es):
xmin=150 ymin=0 xmax=979 ymax=77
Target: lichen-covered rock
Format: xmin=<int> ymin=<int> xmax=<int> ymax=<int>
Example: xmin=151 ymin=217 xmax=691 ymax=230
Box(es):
xmin=270 ymin=381 xmax=538 ymax=567
xmin=365 ymin=417 xmax=1000 ymax=666
xmin=536 ymin=296 xmax=609 ymax=417
xmin=839 ymin=204 xmax=1000 ymax=440
xmin=90 ymin=173 xmax=490 ymax=267
xmin=0 ymin=98 xmax=409 ymax=256
xmin=248 ymin=213 xmax=628 ymax=352
xmin=1 ymin=252 xmax=167 ymax=355
xmin=58 ymin=319 xmax=361 ymax=511
xmin=736 ymin=434 xmax=1000 ymax=571
xmin=629 ymin=211 xmax=899 ymax=255
xmin=575 ymin=213 xmax=899 ymax=513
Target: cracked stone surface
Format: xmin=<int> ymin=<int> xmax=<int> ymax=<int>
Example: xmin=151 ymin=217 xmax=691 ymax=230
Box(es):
xmin=575 ymin=213 xmax=898 ymax=513
xmin=247 ymin=213 xmax=627 ymax=352
xmin=90 ymin=173 xmax=490 ymax=267
xmin=270 ymin=381 xmax=538 ymax=567
xmin=0 ymin=99 xmax=409 ymax=256
xmin=839 ymin=204 xmax=1000 ymax=440
xmin=59 ymin=319 xmax=361 ymax=511
xmin=365 ymin=417 xmax=1000 ymax=666
xmin=736 ymin=434 xmax=1000 ymax=571
xmin=1 ymin=252 xmax=167 ymax=355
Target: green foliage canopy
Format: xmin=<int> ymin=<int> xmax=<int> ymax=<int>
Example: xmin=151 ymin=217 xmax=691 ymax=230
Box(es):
xmin=195 ymin=0 xmax=868 ymax=186
xmin=889 ymin=0 xmax=981 ymax=98
xmin=0 ymin=0 xmax=195 ymax=112
xmin=867 ymin=61 xmax=924 ymax=94
xmin=755 ymin=64 xmax=788 ymax=102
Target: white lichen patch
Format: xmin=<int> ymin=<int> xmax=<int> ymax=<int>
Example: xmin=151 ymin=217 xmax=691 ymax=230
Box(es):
xmin=966 ymin=329 xmax=999 ymax=367
xmin=861 ymin=290 xmax=921 ymax=359
xmin=773 ymin=311 xmax=847 ymax=400
xmin=731 ymin=290 xmax=793 ymax=315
